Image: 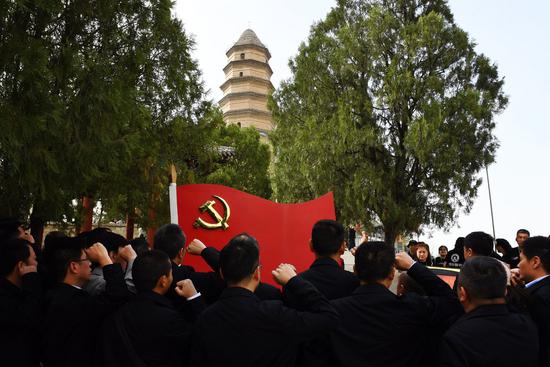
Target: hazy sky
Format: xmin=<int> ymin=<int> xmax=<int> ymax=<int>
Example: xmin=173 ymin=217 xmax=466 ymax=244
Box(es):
xmin=175 ymin=0 xmax=550 ymax=253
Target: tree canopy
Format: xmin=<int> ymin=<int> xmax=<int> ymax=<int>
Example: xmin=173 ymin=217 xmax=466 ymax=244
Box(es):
xmin=0 ymin=0 xmax=271 ymax=238
xmin=270 ymin=0 xmax=508 ymax=243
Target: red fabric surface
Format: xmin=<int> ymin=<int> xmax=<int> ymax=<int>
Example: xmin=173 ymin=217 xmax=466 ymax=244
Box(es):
xmin=177 ymin=184 xmax=336 ymax=286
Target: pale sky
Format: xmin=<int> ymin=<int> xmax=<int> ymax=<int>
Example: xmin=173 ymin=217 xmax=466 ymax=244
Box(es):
xmin=175 ymin=0 xmax=550 ymax=254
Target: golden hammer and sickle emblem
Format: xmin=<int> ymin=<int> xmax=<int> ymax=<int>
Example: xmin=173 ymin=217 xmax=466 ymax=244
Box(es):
xmin=193 ymin=195 xmax=231 ymax=230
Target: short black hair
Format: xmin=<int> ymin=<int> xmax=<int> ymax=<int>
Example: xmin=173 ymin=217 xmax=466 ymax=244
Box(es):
xmin=132 ymin=250 xmax=172 ymax=292
xmin=80 ymin=228 xmax=127 ymax=254
xmin=522 ymin=236 xmax=550 ymax=273
xmin=407 ymin=240 xmax=418 ymax=248
xmin=43 ymin=237 xmax=87 ymax=282
xmin=438 ymin=245 xmax=448 ymax=252
xmin=458 ymin=256 xmax=507 ymax=300
xmin=154 ymin=224 xmax=186 ymax=260
xmin=0 ymin=217 xmax=23 ymax=241
xmin=219 ymin=233 xmax=259 ymax=284
xmin=454 ymin=237 xmax=465 ymax=251
xmin=354 ymin=242 xmax=395 ymax=282
xmin=311 ymin=220 xmax=345 ymax=256
xmin=517 ymin=229 xmax=530 ymax=236
xmin=130 ymin=236 xmax=150 ymax=256
xmin=495 ymin=238 xmax=512 ymax=252
xmin=0 ymin=238 xmax=31 ymax=277
xmin=464 ymin=232 xmax=494 ymax=256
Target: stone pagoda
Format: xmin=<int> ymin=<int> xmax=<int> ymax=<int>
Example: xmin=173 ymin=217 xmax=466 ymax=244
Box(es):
xmin=219 ymin=29 xmax=274 ymax=137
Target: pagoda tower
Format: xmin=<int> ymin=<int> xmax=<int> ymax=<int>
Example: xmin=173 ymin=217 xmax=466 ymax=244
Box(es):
xmin=219 ymin=29 xmax=274 ymax=137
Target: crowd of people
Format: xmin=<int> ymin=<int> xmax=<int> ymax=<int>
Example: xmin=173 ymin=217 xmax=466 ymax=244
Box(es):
xmin=1 ymin=217 xmax=549 ymax=367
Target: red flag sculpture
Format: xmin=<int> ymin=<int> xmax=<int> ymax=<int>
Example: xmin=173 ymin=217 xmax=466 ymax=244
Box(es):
xmin=177 ymin=184 xmax=336 ymax=286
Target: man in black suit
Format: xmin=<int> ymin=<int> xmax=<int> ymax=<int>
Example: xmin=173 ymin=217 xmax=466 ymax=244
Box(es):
xmin=295 ymin=219 xmax=359 ymax=300
xmin=328 ymin=242 xmax=462 ymax=367
xmin=154 ymin=224 xmax=227 ymax=305
xmin=283 ymin=220 xmax=358 ymax=367
xmin=515 ymin=236 xmax=550 ymax=366
xmin=438 ymin=256 xmax=539 ymax=367
xmin=98 ymin=250 xmax=205 ymax=367
xmin=0 ymin=238 xmax=41 ymax=367
xmin=41 ymin=237 xmax=129 ymax=367
xmin=191 ymin=233 xmax=339 ymax=367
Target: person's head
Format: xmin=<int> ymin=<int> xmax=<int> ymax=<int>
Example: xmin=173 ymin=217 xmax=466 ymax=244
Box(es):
xmin=82 ymin=228 xmax=128 ymax=264
xmin=0 ymin=239 xmax=36 ymax=286
xmin=495 ymin=238 xmax=512 ymax=256
xmin=132 ymin=250 xmax=173 ymax=294
xmin=454 ymin=237 xmax=465 ymax=251
xmin=518 ymin=236 xmax=550 ymax=283
xmin=438 ymin=245 xmax=448 ymax=258
xmin=0 ymin=217 xmax=35 ymax=244
xmin=310 ymin=220 xmax=346 ymax=257
xmin=354 ymin=241 xmax=395 ymax=287
xmin=516 ymin=229 xmax=530 ymax=248
xmin=458 ymin=256 xmax=507 ymax=312
xmin=45 ymin=237 xmax=90 ymax=286
xmin=463 ymin=232 xmax=494 ymax=259
xmin=397 ymin=272 xmax=426 ymax=296
xmin=219 ymin=233 xmax=260 ymax=288
xmin=154 ymin=224 xmax=186 ymax=264
xmin=130 ymin=236 xmax=150 ymax=256
xmin=416 ymin=243 xmax=430 ymax=262
xmin=407 ymin=240 xmax=418 ymax=256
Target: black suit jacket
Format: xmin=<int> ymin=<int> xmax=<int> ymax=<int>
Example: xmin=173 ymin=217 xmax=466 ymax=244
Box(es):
xmin=191 ymin=277 xmax=339 ymax=367
xmin=329 ymin=263 xmax=462 ymax=367
xmin=169 ymin=248 xmax=281 ymax=307
xmin=527 ymin=276 xmax=550 ymax=367
xmin=0 ymin=273 xmax=42 ymax=367
xmin=98 ymin=290 xmax=206 ymax=367
xmin=283 ymin=257 xmax=358 ymax=367
xmin=437 ymin=304 xmax=539 ymax=367
xmin=41 ymin=264 xmax=129 ymax=367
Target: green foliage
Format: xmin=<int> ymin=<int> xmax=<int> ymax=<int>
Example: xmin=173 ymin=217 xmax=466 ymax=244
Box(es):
xmin=270 ymin=0 xmax=508 ymax=243
xmin=0 ymin=0 xmax=271 ymax=231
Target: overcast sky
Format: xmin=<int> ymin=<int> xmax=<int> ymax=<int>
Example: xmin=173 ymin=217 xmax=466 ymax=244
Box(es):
xmin=175 ymin=0 xmax=550 ymax=253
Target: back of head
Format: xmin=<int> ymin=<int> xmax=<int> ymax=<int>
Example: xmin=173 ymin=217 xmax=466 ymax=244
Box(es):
xmin=454 ymin=237 xmax=465 ymax=251
xmin=130 ymin=236 xmax=150 ymax=256
xmin=0 ymin=217 xmax=22 ymax=241
xmin=311 ymin=220 xmax=345 ymax=256
xmin=132 ymin=250 xmax=172 ymax=292
xmin=459 ymin=256 xmax=507 ymax=301
xmin=0 ymin=238 xmax=31 ymax=277
xmin=354 ymin=242 xmax=395 ymax=283
xmin=220 ymin=233 xmax=259 ymax=285
xmin=495 ymin=238 xmax=512 ymax=252
xmin=43 ymin=236 xmax=87 ymax=282
xmin=522 ymin=236 xmax=550 ymax=274
xmin=464 ymin=232 xmax=494 ymax=256
xmin=81 ymin=228 xmax=127 ymax=254
xmin=154 ymin=224 xmax=186 ymax=260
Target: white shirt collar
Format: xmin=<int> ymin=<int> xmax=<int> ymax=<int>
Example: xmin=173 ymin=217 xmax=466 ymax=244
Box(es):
xmin=525 ymin=274 xmax=550 ymax=288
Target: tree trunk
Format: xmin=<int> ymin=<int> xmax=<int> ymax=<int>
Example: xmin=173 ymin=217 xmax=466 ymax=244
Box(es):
xmin=384 ymin=226 xmax=398 ymax=247
xmin=126 ymin=210 xmax=135 ymax=240
xmin=29 ymin=210 xmax=45 ymax=252
xmin=81 ymin=196 xmax=93 ymax=233
xmin=146 ymin=206 xmax=156 ymax=248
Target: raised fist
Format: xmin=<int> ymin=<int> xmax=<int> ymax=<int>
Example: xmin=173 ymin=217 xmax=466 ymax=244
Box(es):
xmin=118 ymin=244 xmax=137 ymax=262
xmin=175 ymin=279 xmax=198 ymax=299
xmin=272 ymin=263 xmax=297 ymax=286
xmin=395 ymin=252 xmax=415 ymax=271
xmin=85 ymin=243 xmax=112 ymax=267
xmin=187 ymin=239 xmax=207 ymax=256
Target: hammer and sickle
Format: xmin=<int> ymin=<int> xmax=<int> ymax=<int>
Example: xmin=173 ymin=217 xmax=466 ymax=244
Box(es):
xmin=193 ymin=195 xmax=231 ymax=230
